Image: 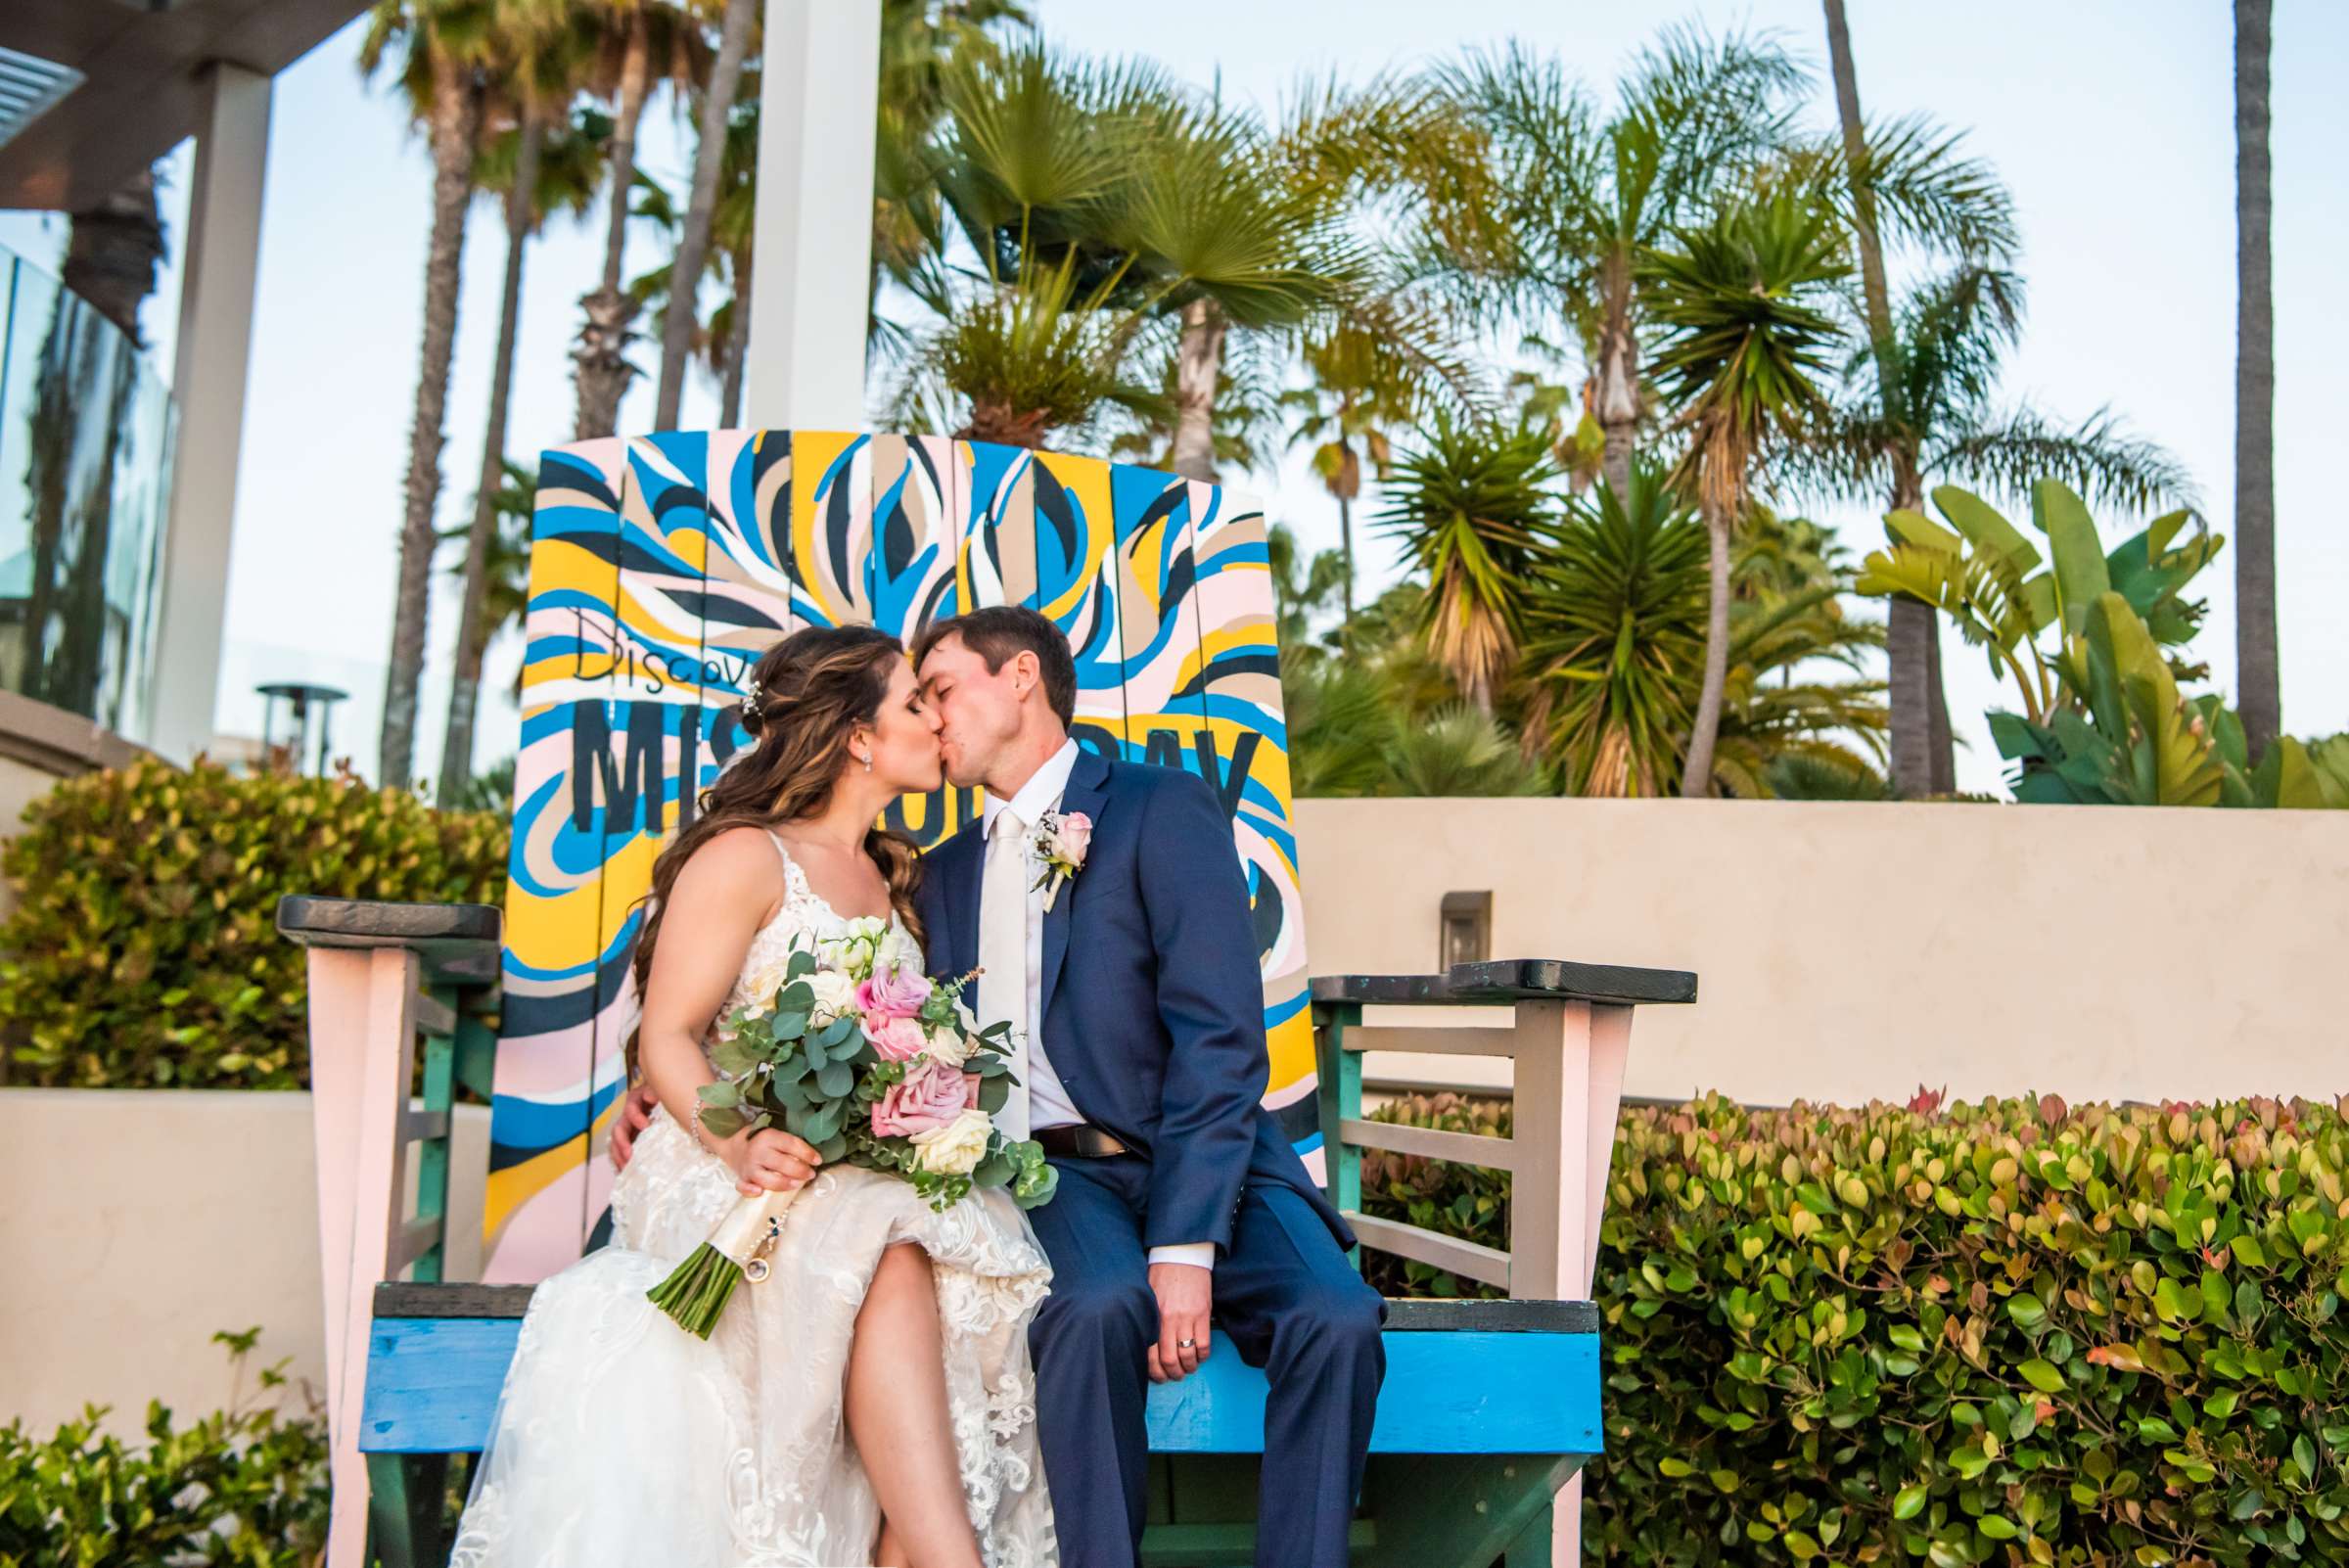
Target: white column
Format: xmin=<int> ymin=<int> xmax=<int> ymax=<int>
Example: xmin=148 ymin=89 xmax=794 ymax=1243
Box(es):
xmin=151 ymin=62 xmax=271 ymax=765
xmin=742 ymin=0 xmax=880 ymax=431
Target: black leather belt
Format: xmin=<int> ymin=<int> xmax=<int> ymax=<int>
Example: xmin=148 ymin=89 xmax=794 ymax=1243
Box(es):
xmin=1035 ymin=1124 xmax=1130 ymax=1159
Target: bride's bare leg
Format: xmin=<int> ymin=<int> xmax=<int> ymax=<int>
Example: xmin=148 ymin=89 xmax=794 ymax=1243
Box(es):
xmin=848 ymin=1244 xmax=982 ymax=1568
xmin=873 ymin=1520 xmax=908 ymax=1567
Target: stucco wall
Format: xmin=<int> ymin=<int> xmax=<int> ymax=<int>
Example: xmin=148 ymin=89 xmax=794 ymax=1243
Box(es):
xmin=0 ymin=1089 xmax=487 ymax=1435
xmin=1295 ymin=798 xmax=2349 ymax=1108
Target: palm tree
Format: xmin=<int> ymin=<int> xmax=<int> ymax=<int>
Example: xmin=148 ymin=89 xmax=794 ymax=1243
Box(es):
xmin=2234 ymin=0 xmax=2278 ymax=761
xmin=1373 ymin=414 xmax=1561 ymax=715
xmin=1819 ymin=0 xmax=1940 ymax=797
xmin=704 ymin=88 xmax=760 ymax=426
xmin=872 ymin=1 xmax=1032 ymax=346
xmin=362 ymin=0 xmax=495 ymax=790
xmin=1128 ymin=86 xmax=1392 ymax=484
xmin=1517 ymin=468 xmax=1707 ymax=796
xmin=1275 ymin=525 xmax=1548 ymax=799
xmin=573 ymin=0 xmax=705 ymax=439
xmin=895 ymin=43 xmax=1179 ymax=444
xmin=437 ymin=459 xmax=537 ymax=765
xmin=1707 ymin=510 xmax=1887 ymax=800
xmin=1790 ymin=261 xmax=2192 ymax=578
xmin=651 ymin=0 xmax=757 ymax=427
xmin=1283 ymin=289 xmax=1484 ymax=620
xmin=1638 ymin=191 xmax=1848 ymax=797
xmin=1422 ymin=28 xmax=1807 ymax=498
xmin=438 ymin=49 xmax=605 ymax=805
xmin=1520 ymin=474 xmax=1886 ymax=797
xmin=1818 ymin=0 xmax=2021 ymax=797
xmin=910 ymin=44 xmax=1400 ymax=463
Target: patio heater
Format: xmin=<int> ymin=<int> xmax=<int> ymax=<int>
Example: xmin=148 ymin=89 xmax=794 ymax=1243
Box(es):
xmin=255 ymin=680 xmax=347 ymax=777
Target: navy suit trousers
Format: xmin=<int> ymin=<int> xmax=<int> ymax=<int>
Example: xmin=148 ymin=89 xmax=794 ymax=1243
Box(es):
xmin=1024 ymin=1155 xmax=1387 ymax=1568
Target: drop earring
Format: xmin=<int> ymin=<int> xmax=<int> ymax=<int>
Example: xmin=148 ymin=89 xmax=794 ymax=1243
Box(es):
xmin=862 ymin=752 xmax=872 ymax=773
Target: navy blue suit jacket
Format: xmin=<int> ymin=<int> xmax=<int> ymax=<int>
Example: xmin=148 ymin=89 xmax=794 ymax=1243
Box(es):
xmin=914 ymin=748 xmax=1352 ymax=1258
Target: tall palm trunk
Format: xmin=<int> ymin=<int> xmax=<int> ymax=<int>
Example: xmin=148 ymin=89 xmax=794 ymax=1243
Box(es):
xmin=1886 ymin=464 xmax=1956 ymax=795
xmin=655 ymin=0 xmax=757 ymax=427
xmin=1592 ymin=250 xmax=1639 ymax=498
xmin=1822 ymin=0 xmax=1952 ymax=798
xmin=1336 ymin=491 xmax=1356 ymax=620
xmin=438 ymin=110 xmax=543 ymax=805
xmin=575 ymin=15 xmax=652 ymax=439
xmin=381 ymin=53 xmax=481 ymax=791
xmin=1170 ymin=298 xmax=1227 ymax=483
xmin=1681 ymin=490 xmax=1733 ymax=797
xmin=719 ymin=266 xmax=751 ymax=426
xmin=2234 ymin=0 xmax=2279 ymax=761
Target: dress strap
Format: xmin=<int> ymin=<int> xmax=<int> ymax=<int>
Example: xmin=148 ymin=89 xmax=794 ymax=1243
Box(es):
xmin=761 ymin=829 xmax=810 ymax=899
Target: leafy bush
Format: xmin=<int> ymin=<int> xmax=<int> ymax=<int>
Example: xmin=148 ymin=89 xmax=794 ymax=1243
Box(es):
xmin=0 ymin=757 xmax=507 ymax=1088
xmin=1359 ymin=1091 xmax=1511 ymax=1299
xmin=1363 ymin=1089 xmax=2349 ymax=1565
xmin=0 ymin=1329 xmax=329 ymax=1567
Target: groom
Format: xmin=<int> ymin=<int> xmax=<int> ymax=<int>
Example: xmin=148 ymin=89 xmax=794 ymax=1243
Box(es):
xmin=912 ymin=606 xmax=1385 ymax=1568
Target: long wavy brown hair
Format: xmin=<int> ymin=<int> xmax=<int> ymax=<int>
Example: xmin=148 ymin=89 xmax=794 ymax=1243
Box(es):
xmin=628 ymin=625 xmax=926 ymax=1030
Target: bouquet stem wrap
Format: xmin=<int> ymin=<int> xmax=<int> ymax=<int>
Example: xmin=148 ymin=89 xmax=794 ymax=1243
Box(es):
xmin=645 ymin=1182 xmax=806 ymax=1339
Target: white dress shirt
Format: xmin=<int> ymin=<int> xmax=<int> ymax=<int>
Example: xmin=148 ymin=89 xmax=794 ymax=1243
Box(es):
xmin=981 ymin=738 xmax=1214 ymax=1272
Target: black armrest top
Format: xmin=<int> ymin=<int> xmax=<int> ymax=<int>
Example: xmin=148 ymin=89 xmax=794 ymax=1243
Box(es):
xmin=1311 ymin=957 xmax=1697 ymax=1008
xmin=275 ymin=896 xmax=504 ymax=987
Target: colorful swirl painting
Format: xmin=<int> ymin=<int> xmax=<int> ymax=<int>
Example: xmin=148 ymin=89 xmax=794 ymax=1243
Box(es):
xmin=483 ymin=432 xmax=1314 ymax=1282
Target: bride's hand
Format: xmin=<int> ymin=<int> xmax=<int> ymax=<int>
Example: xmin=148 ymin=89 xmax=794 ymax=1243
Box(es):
xmin=722 ymin=1128 xmax=823 ymax=1198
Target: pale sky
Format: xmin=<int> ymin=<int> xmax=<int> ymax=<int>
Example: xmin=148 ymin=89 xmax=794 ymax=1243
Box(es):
xmin=5 ymin=0 xmax=2341 ymax=796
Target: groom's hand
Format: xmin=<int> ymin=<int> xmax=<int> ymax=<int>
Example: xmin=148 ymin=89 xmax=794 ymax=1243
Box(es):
xmin=1147 ymin=1262 xmax=1212 ymax=1383
xmin=609 ymin=1083 xmax=659 ymax=1171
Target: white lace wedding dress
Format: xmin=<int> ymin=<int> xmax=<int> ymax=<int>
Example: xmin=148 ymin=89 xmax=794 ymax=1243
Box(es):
xmin=450 ymin=834 xmax=1058 ymax=1567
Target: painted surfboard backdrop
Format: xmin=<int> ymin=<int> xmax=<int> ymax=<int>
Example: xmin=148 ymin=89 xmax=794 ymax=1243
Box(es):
xmin=483 ymin=431 xmax=1312 ymax=1282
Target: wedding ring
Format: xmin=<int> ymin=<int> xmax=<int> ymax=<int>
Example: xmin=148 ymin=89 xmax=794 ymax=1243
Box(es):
xmin=1177 ymin=1338 xmax=1196 ymax=1350
xmin=744 ymin=1258 xmax=770 ymax=1284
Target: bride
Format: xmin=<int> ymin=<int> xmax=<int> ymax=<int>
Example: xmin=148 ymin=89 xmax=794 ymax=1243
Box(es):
xmin=451 ymin=624 xmax=1057 ymax=1568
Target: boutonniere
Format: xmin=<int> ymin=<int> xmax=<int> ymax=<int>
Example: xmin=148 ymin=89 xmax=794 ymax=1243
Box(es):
xmin=1029 ymin=809 xmax=1092 ymax=912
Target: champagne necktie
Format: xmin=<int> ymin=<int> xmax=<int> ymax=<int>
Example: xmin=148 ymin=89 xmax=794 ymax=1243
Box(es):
xmin=977 ymin=807 xmax=1030 ymax=1139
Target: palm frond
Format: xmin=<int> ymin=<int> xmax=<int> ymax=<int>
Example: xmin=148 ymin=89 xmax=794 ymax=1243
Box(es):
xmin=1932 ymin=406 xmax=2197 ymax=517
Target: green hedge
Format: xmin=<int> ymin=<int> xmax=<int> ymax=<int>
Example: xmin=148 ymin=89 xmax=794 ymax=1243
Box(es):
xmin=0 ymin=758 xmax=507 ymax=1089
xmin=0 ymin=1330 xmax=328 ymax=1567
xmin=1363 ymin=1090 xmax=2349 ymax=1565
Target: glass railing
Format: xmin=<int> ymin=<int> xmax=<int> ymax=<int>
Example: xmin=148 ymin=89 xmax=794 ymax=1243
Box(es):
xmin=0 ymin=244 xmax=178 ymax=745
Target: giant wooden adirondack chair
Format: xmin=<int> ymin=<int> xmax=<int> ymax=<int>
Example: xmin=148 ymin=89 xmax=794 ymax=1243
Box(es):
xmin=278 ymin=430 xmax=1696 ymax=1568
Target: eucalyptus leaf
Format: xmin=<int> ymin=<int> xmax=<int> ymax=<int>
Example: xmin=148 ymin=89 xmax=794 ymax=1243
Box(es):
xmin=698 ymin=1104 xmax=748 ymax=1140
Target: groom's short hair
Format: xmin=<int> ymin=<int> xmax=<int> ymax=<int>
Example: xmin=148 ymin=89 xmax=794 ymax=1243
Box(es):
xmin=914 ymin=606 xmax=1077 ymax=728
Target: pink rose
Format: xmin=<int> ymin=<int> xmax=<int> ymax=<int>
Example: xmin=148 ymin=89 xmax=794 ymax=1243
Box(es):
xmin=856 ymin=966 xmax=931 ymax=1023
xmin=870 ymin=1059 xmax=978 ymax=1140
xmin=1056 ymin=811 xmax=1093 ymax=863
xmin=867 ymin=1013 xmax=929 ymax=1062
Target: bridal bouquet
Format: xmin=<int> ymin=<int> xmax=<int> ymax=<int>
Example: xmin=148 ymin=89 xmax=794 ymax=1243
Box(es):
xmin=647 ymin=917 xmax=1059 ymax=1339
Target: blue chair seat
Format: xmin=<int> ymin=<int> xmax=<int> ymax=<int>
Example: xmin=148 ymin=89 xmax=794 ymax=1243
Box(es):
xmin=355 ymin=1284 xmax=1597 ymax=1567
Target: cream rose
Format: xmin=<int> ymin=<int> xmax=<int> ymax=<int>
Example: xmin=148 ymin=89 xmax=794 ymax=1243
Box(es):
xmin=873 ymin=922 xmax=919 ymax=975
xmin=920 ymin=1018 xmax=970 ymax=1068
xmin=740 ymin=957 xmax=792 ymax=1019
xmin=804 ymin=969 xmax=859 ymax=1020
xmin=909 ymin=1108 xmax=993 ymax=1176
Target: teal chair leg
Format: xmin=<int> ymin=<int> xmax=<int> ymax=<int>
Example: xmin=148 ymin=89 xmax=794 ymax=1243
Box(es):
xmin=1503 ymin=1492 xmax=1556 ymax=1567
xmin=365 ymin=1452 xmax=449 ymax=1568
